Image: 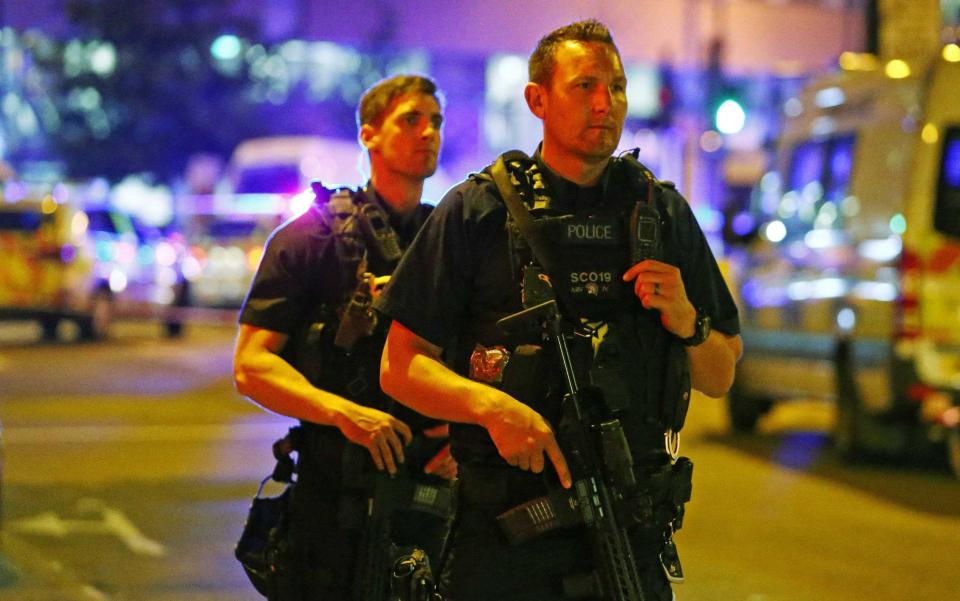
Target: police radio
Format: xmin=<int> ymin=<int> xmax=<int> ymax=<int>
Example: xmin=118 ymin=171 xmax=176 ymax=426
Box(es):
xmin=357 ymin=202 xmax=402 ymax=263
xmin=311 ymin=179 xmax=403 ymax=263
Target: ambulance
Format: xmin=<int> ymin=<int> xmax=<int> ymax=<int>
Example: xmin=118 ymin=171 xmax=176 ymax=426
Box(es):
xmin=0 ymin=189 xmax=185 ymax=340
xmin=726 ymin=51 xmax=960 ymax=477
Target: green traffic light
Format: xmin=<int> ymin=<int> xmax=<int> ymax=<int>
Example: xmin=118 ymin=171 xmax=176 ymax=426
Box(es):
xmin=715 ymin=98 xmax=746 ymax=134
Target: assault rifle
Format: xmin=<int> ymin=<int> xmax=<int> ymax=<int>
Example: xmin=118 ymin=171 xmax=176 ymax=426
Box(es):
xmin=351 ymin=475 xmax=396 ymax=601
xmin=498 ymin=299 xmax=646 ymax=601
xmin=347 ymin=441 xmax=451 ymax=601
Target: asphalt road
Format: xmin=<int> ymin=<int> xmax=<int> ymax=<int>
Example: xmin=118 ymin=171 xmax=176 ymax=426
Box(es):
xmin=0 ymin=320 xmax=958 ymax=600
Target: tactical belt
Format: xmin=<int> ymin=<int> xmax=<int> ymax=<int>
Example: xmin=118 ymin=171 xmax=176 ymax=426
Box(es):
xmin=285 ymin=425 xmax=453 ymax=521
xmin=461 ymin=458 xmax=693 ymax=546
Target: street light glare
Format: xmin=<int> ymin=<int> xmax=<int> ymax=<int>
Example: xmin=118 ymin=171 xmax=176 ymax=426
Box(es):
xmin=210 ymin=35 xmax=242 ymax=61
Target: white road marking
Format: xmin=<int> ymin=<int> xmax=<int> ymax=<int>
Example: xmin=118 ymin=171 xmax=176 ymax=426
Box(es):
xmin=11 ymin=498 xmax=167 ymax=557
xmin=2 ymin=421 xmax=289 ymax=445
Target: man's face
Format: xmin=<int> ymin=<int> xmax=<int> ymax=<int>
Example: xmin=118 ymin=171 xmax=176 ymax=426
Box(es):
xmin=364 ymin=92 xmax=443 ymax=181
xmin=536 ymin=41 xmax=627 ymax=163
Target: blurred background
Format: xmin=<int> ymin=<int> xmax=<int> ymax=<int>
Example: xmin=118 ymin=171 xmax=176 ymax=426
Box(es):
xmin=1 ymin=1 xmax=959 ymax=600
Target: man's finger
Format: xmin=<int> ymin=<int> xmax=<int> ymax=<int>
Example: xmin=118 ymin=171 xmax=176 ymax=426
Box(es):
xmin=422 ymin=424 xmax=449 ymax=439
xmin=624 ymin=259 xmax=674 ymax=281
xmin=368 ymin=444 xmax=385 ymax=472
xmin=424 ymin=445 xmax=451 ymax=474
xmin=393 ymin=419 xmax=414 ymax=446
xmin=378 ymin=437 xmax=398 ymax=475
xmin=385 ymin=429 xmax=406 ymax=466
xmin=517 ymin=453 xmax=531 ymax=471
xmin=529 ymin=449 xmax=545 ymax=474
xmin=544 ymin=437 xmax=572 ymax=489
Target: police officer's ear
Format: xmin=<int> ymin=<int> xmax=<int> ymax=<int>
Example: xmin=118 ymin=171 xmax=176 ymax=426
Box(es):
xmin=524 ymin=82 xmax=547 ymax=120
xmin=360 ymin=123 xmax=381 ymax=152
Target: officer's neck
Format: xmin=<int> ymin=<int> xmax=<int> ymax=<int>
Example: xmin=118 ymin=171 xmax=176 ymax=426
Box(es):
xmin=369 ymin=172 xmax=422 ymax=219
xmin=540 ymin=146 xmax=610 ymax=187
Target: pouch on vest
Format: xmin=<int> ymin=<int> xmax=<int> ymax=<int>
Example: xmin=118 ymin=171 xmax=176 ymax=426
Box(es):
xmin=662 ymin=339 xmax=691 ymax=431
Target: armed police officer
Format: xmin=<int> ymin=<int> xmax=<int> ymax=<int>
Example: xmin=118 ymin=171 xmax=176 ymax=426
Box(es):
xmin=378 ymin=21 xmax=742 ymax=601
xmin=233 ymin=74 xmax=455 ymax=600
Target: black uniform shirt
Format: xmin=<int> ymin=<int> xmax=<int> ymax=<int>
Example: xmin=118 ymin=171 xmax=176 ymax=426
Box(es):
xmin=239 ymin=184 xmax=435 ymax=431
xmin=240 ymin=185 xmax=431 ymax=332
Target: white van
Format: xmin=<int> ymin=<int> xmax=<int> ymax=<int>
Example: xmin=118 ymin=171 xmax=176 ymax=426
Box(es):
xmin=227 ymin=135 xmax=363 ymax=204
xmin=726 ymin=52 xmax=960 ymax=476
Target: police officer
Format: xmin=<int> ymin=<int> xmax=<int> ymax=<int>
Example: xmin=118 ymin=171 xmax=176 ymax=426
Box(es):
xmin=378 ymin=21 xmax=742 ymax=601
xmin=233 ymin=74 xmax=454 ymax=600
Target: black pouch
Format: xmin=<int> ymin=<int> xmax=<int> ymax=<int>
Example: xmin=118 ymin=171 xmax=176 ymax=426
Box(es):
xmin=499 ymin=344 xmax=548 ymax=406
xmin=235 ymin=431 xmax=298 ymax=597
xmin=235 ymin=477 xmax=292 ymax=597
xmin=661 ymin=339 xmax=692 ymax=432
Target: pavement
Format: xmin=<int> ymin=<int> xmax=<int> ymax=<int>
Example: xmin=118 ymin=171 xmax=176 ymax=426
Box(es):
xmin=0 ymin=532 xmax=102 ymax=601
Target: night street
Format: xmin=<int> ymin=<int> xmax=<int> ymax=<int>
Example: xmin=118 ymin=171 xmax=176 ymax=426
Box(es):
xmin=1 ymin=320 xmax=958 ymax=600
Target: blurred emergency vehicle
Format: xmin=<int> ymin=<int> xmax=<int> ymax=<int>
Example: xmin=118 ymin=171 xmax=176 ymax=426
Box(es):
xmin=180 ymin=212 xmax=280 ymax=308
xmin=0 ymin=189 xmax=185 ymax=340
xmin=726 ymin=52 xmax=960 ymax=476
xmin=177 ymin=136 xmax=360 ymax=308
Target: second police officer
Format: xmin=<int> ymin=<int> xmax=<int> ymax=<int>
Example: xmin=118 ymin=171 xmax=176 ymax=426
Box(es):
xmin=234 ymin=74 xmax=455 ymax=600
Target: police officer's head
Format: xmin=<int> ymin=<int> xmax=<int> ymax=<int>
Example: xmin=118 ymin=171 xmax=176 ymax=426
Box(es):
xmin=524 ymin=20 xmax=627 ymax=167
xmin=357 ymin=75 xmax=444 ymax=181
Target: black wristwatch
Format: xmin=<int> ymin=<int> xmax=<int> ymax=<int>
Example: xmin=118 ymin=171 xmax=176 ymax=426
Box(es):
xmin=680 ymin=308 xmax=711 ymax=347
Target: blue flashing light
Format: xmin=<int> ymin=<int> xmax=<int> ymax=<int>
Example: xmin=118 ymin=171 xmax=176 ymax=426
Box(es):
xmin=944 ymin=138 xmax=960 ymax=187
xmin=731 ymin=212 xmax=757 ymax=237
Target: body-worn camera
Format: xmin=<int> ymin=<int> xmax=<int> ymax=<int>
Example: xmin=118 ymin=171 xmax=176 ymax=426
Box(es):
xmin=630 ymin=202 xmax=662 ymax=263
xmin=311 ymin=179 xmax=403 ymax=263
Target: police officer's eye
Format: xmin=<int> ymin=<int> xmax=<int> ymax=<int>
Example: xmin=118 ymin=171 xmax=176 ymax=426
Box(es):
xmin=430 ymin=115 xmax=444 ymax=129
xmin=404 ymin=114 xmax=420 ymax=126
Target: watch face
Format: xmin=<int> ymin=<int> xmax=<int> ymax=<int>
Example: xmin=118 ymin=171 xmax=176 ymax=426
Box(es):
xmin=685 ymin=310 xmax=710 ymax=346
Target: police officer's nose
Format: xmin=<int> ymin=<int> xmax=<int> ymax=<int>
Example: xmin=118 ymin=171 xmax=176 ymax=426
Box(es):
xmin=592 ymin=86 xmax=613 ymax=115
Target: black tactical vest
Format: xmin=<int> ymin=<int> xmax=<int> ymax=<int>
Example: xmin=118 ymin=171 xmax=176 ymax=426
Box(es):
xmin=286 ymin=186 xmax=438 ymax=453
xmin=453 ymin=153 xmax=691 ymax=463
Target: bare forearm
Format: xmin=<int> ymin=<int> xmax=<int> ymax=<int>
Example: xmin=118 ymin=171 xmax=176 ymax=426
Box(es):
xmin=381 ymin=324 xmax=502 ymax=425
xmin=235 ymin=353 xmax=352 ymax=423
xmin=688 ymin=331 xmax=742 ymax=398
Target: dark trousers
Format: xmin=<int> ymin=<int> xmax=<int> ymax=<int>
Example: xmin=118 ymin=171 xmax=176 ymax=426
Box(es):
xmin=266 ymin=436 xmax=450 ymax=601
xmin=442 ymin=466 xmax=673 ymax=601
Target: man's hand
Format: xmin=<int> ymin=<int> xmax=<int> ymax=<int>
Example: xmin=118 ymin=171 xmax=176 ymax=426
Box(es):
xmin=480 ymin=392 xmax=572 ymax=489
xmin=623 ymin=259 xmax=697 ymax=339
xmin=335 ymin=404 xmax=413 ymax=475
xmin=421 ymin=424 xmax=457 ymax=480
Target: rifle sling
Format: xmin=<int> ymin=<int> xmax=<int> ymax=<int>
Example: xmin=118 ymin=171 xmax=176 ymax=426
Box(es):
xmin=489 ymin=154 xmax=578 ymax=318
